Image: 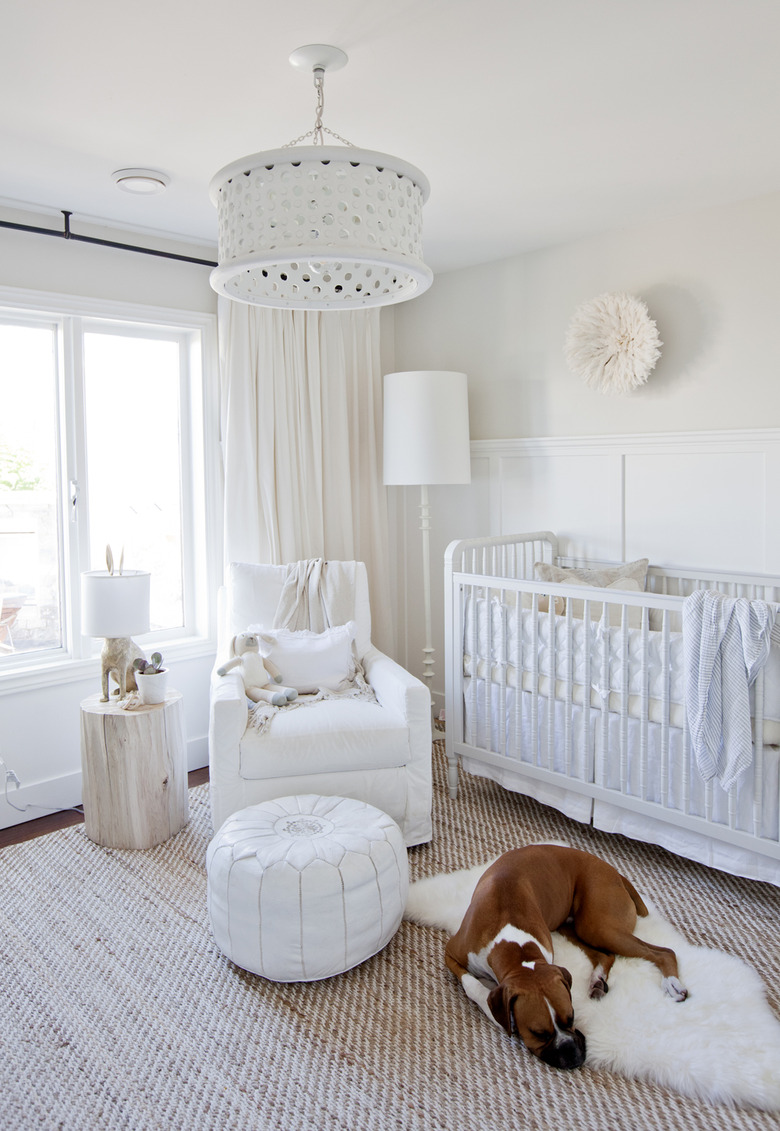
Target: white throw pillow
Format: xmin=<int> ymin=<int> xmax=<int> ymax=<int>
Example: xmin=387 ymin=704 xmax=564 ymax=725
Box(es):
xmin=250 ymin=621 xmax=357 ymax=693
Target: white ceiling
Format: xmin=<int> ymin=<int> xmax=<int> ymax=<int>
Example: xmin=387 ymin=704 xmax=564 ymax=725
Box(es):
xmin=3 ymin=0 xmax=780 ymax=274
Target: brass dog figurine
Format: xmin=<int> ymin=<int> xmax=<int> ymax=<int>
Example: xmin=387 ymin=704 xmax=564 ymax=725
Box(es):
xmin=100 ymin=636 xmax=145 ymax=702
xmin=445 ymin=844 xmax=687 ymax=1069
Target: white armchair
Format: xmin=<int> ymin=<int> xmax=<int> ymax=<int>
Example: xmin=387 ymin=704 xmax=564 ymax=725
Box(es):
xmin=208 ymin=561 xmax=433 ymax=845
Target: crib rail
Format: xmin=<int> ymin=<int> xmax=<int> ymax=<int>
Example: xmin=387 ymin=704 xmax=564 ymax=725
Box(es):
xmin=444 ymin=533 xmax=780 ymax=881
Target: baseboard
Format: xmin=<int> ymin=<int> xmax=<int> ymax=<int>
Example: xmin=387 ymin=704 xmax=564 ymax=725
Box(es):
xmin=0 ymin=735 xmax=209 ymax=831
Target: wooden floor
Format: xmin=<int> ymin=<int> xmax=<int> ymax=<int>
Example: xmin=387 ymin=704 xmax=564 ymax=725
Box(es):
xmin=0 ymin=766 xmax=210 ymax=849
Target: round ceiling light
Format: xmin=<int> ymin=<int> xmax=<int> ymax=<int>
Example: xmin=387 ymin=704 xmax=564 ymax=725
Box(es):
xmin=112 ymin=168 xmax=170 ymax=195
xmin=209 ymin=45 xmax=432 ymax=310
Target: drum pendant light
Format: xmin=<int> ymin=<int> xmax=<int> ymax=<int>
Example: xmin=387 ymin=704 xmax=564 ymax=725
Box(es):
xmin=209 ymin=44 xmax=432 ymax=310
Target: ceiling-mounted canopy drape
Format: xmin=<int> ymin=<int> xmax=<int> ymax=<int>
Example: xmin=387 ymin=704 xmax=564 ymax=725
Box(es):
xmin=218 ymin=301 xmax=393 ymax=652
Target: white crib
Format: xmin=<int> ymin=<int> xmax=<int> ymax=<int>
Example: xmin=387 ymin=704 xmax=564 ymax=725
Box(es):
xmin=444 ymin=531 xmax=780 ymax=886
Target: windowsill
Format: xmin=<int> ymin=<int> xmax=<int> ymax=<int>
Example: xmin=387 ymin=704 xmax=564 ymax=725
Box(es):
xmin=0 ymin=634 xmax=217 ymax=696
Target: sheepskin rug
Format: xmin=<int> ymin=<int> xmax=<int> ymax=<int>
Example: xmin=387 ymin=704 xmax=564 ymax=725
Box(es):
xmin=405 ymin=857 xmax=780 ymax=1110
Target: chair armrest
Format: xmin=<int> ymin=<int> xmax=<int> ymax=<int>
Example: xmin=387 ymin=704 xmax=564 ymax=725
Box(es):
xmin=362 ymin=646 xmax=431 ymax=734
xmin=209 ymin=666 xmax=248 ymax=766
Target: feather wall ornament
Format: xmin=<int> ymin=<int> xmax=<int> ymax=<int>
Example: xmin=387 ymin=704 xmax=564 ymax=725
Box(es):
xmin=564 ymin=292 xmax=662 ymax=395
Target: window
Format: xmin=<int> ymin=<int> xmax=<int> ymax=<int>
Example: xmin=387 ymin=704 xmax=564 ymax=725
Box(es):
xmin=0 ymin=290 xmax=217 ymax=674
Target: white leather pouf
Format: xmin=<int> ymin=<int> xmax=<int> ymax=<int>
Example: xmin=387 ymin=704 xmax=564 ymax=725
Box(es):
xmin=206 ymin=794 xmax=409 ymax=982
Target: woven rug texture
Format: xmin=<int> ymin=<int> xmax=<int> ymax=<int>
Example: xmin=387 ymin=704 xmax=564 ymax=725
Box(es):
xmin=1 ymin=740 xmax=779 ymax=1131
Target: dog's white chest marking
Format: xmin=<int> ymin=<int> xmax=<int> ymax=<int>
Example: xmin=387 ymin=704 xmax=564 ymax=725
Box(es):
xmin=462 ymin=925 xmax=554 ymax=1030
xmin=466 ymin=924 xmax=552 ymax=982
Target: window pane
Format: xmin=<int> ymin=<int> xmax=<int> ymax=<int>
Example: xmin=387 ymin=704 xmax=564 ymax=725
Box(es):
xmin=0 ymin=322 xmax=63 ymax=656
xmin=83 ymin=331 xmax=184 ymax=632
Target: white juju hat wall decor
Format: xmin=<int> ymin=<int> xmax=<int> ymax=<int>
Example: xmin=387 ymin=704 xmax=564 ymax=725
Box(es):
xmin=209 ymin=44 xmax=432 ymax=311
xmin=564 ymin=292 xmax=662 ymax=395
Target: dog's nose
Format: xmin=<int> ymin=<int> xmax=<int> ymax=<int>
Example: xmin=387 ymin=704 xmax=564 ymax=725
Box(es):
xmin=542 ymin=1029 xmax=587 ymax=1070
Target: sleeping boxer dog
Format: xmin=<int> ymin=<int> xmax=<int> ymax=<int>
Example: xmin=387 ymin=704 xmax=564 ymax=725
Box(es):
xmin=445 ymin=844 xmax=687 ymax=1069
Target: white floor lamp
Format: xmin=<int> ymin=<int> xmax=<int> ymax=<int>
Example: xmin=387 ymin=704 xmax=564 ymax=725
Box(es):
xmin=383 ymin=371 xmax=471 ymax=692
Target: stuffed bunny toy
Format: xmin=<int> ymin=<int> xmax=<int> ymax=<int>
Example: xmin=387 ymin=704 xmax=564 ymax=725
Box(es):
xmin=217 ymin=631 xmax=298 ymax=706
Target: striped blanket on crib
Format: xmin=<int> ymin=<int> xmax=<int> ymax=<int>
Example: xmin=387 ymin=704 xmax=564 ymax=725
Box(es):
xmin=683 ymin=590 xmax=780 ymax=789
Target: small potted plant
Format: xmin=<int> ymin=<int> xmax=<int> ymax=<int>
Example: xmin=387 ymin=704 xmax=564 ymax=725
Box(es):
xmin=133 ymin=651 xmax=168 ymax=705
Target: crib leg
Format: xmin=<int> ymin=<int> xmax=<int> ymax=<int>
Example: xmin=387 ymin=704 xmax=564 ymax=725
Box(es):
xmin=447 ymin=755 xmax=460 ymax=799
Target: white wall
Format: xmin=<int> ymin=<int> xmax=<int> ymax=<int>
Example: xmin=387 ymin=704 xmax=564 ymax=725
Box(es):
xmin=0 ymin=204 xmax=216 ymax=313
xmin=0 ymin=207 xmax=219 ymax=828
xmin=389 ymin=190 xmax=780 ymax=711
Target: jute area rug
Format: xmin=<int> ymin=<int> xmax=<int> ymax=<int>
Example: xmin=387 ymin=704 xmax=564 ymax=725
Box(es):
xmin=1 ymin=742 xmax=779 ymax=1131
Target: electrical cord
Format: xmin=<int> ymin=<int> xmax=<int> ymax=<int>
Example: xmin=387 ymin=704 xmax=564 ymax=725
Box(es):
xmin=1 ymin=758 xmax=84 ymax=817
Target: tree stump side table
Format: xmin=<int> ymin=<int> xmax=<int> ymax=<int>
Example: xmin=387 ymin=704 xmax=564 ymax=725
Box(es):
xmin=80 ymin=690 xmax=189 ymax=849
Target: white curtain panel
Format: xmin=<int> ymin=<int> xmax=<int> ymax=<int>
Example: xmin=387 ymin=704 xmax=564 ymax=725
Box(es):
xmin=218 ymin=299 xmax=393 ymax=652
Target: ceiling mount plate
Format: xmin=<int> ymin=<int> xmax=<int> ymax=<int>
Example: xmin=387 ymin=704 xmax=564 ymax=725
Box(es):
xmin=289 ymin=44 xmax=348 ymax=74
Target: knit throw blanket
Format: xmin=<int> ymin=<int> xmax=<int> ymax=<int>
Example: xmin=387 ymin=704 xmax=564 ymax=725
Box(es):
xmin=273 ymin=558 xmax=360 ymax=633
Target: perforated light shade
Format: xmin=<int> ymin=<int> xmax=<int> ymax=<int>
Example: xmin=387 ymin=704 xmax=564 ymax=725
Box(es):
xmin=81 ymin=570 xmax=150 ymax=638
xmin=209 ymin=146 xmax=432 ymax=310
xmin=383 ymin=371 xmax=471 ymax=485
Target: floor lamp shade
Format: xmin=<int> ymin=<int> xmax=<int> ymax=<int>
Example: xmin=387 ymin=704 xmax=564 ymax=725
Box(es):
xmin=383 ymin=371 xmax=470 ymax=694
xmin=81 ymin=571 xmax=151 ymax=638
xmin=383 ymin=371 xmax=471 ymax=485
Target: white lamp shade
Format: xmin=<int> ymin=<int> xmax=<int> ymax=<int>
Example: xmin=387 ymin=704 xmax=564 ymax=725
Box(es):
xmin=383 ymin=371 xmax=471 ymax=485
xmin=81 ymin=570 xmax=151 ymax=638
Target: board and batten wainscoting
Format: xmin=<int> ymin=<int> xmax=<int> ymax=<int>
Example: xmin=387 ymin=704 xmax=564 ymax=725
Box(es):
xmin=467 ymin=428 xmax=780 ymax=574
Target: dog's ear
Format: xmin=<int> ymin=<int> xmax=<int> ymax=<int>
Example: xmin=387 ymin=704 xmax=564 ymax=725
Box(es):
xmin=557 ymin=965 xmax=573 ymax=990
xmin=487 ymin=985 xmax=516 ymax=1036
xmin=228 ymin=635 xmax=238 ymax=658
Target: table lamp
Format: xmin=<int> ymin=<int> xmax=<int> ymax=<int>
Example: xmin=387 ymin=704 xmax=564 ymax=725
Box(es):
xmin=82 ymin=555 xmax=150 ymax=701
xmin=383 ymin=370 xmax=471 ymax=689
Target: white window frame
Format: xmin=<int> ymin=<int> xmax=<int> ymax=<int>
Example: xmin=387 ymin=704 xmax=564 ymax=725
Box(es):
xmin=0 ymin=285 xmax=221 ymax=693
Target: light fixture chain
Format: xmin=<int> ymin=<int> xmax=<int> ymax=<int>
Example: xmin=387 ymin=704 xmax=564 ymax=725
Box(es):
xmin=282 ymin=129 xmax=317 ymax=148
xmin=321 ymin=125 xmax=354 ymax=147
xmin=281 ymin=64 xmax=355 ymax=149
xmin=313 ymin=69 xmax=325 ymax=144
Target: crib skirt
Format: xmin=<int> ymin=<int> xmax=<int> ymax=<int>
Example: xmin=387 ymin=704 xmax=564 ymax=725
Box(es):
xmin=463 ymin=679 xmax=780 ymax=883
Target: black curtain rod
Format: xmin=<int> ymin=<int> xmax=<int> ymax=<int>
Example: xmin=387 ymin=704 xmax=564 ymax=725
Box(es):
xmin=0 ymin=210 xmax=218 ymax=268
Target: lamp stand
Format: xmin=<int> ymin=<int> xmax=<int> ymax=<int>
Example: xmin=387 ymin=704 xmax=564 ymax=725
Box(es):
xmin=419 ymin=484 xmax=434 ymax=690
xmin=99 ymin=636 xmax=146 ymax=702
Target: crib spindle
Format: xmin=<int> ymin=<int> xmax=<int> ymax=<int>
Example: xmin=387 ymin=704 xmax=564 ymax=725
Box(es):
xmin=497 ymin=591 xmax=508 ymax=757
xmin=639 ymin=607 xmax=650 ymax=802
xmin=530 ymin=592 xmax=540 ymax=765
xmin=618 ymin=604 xmax=629 ymax=797
xmin=467 ymin=582 xmax=478 ymax=748
xmin=513 ymin=585 xmax=522 ymax=762
xmin=753 ymin=668 xmax=765 ymax=839
xmin=546 ymin=601 xmax=556 ymax=771
xmin=563 ymin=599 xmax=574 ymax=779
xmin=597 ymin=601 xmax=609 ymax=789
xmin=660 ymin=610 xmax=671 ymax=812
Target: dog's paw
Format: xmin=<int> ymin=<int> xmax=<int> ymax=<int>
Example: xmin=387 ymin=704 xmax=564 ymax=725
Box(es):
xmin=662 ymin=976 xmax=688 ymax=1002
xmin=588 ymin=966 xmax=609 ymax=999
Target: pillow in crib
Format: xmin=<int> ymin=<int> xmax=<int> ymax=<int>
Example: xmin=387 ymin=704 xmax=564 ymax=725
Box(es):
xmin=520 ymin=590 xmax=565 ymax=615
xmin=534 ymin=559 xmax=649 ymax=627
xmin=535 ymin=558 xmax=649 ymax=590
xmin=249 ymin=621 xmax=357 ymax=693
xmin=560 ymin=574 xmax=643 ymax=627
